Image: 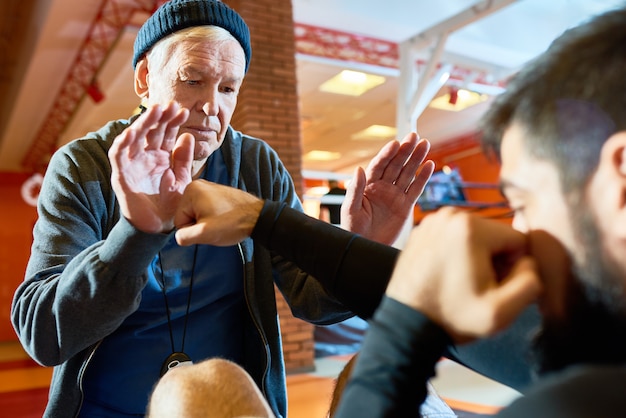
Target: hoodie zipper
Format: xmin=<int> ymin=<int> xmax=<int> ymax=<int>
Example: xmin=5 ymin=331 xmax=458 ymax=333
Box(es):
xmin=74 ymin=339 xmax=102 ymax=418
xmin=238 ymin=242 xmax=272 ymax=404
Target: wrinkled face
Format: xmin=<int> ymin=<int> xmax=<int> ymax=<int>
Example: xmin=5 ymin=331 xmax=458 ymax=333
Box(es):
xmin=138 ymin=37 xmax=246 ymax=163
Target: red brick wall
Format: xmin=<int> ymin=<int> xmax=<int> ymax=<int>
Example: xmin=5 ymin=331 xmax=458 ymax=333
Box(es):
xmin=227 ymin=0 xmax=304 ymax=194
xmin=225 ymin=0 xmax=314 ymax=373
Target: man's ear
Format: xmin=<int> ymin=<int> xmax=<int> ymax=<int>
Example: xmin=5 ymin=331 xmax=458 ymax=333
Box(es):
xmin=615 ymin=132 xmax=626 ymax=178
xmin=595 ymin=131 xmax=626 ymax=237
xmin=134 ymin=58 xmax=149 ymax=98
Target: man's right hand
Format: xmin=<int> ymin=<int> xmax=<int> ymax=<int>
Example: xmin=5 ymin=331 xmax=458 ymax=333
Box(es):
xmin=386 ymin=208 xmax=543 ymax=343
xmin=174 ymin=180 xmax=264 ymax=246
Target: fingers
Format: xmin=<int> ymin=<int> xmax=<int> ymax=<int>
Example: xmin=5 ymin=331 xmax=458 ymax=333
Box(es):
xmin=363 ymin=133 xmax=434 ymax=195
xmin=171 ymin=133 xmax=195 ymax=184
xmin=173 ymin=182 xmax=212 ymax=245
xmin=144 ymin=103 xmax=188 ymax=152
xmin=340 ymin=166 xmax=366 ymax=220
xmin=109 ymin=102 xmax=190 ymax=175
xmin=121 ymin=105 xmax=164 ymax=159
xmin=387 ymin=209 xmax=539 ymax=341
xmin=394 ymin=139 xmax=431 ymax=191
xmin=405 ymin=159 xmax=435 ymax=203
xmin=488 ymin=256 xmax=543 ymax=333
xmin=174 ymin=180 xmax=208 ymax=230
xmin=175 ymin=223 xmax=209 ymax=246
xmin=116 ymin=103 xmax=187 ymax=157
xmin=161 ymin=106 xmax=190 ymax=152
xmin=378 ymin=132 xmax=419 ymax=183
xmin=364 ymin=139 xmax=401 ymax=181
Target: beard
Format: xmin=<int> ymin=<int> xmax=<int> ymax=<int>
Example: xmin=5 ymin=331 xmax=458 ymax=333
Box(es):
xmin=531 ymin=199 xmax=626 ymax=375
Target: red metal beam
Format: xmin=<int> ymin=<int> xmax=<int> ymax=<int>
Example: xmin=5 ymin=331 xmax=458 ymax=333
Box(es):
xmin=294 ymin=23 xmax=505 ymax=87
xmin=22 ymin=0 xmax=166 ymax=171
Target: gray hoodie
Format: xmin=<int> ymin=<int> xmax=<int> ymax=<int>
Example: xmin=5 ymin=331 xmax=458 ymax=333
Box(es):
xmin=11 ymin=115 xmax=350 ymax=418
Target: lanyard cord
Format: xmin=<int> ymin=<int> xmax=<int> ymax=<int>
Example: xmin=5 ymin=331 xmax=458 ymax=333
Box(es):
xmin=156 ymin=244 xmax=198 ymax=354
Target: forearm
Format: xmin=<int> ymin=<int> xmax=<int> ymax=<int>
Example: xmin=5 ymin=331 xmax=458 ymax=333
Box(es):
xmin=13 ymin=155 xmax=170 ymax=366
xmin=251 ymin=200 xmax=399 ymax=319
xmin=335 ymin=296 xmax=451 ymax=417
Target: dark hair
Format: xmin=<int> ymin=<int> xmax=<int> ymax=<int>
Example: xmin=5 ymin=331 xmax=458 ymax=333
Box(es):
xmin=480 ymin=6 xmax=626 ymax=195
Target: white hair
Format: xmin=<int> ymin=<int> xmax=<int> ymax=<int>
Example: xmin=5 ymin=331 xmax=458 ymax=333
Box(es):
xmin=146 ymin=25 xmax=238 ymax=71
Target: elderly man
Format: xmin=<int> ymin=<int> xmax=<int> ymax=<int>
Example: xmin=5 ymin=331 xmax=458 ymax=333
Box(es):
xmin=11 ymin=1 xmax=434 ymax=417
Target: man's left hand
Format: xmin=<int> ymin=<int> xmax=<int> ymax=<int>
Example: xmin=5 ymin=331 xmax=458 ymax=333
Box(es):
xmin=341 ymin=132 xmax=434 ymax=245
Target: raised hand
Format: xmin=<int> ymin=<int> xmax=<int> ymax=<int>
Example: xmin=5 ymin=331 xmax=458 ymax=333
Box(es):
xmin=386 ymin=208 xmax=543 ymax=343
xmin=174 ymin=180 xmax=264 ymax=246
xmin=109 ymin=102 xmax=194 ymax=233
xmin=341 ymin=132 xmax=435 ymax=245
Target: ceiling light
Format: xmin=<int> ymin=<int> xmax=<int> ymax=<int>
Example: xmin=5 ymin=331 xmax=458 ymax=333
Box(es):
xmin=304 ymin=150 xmax=342 ymax=161
xmin=429 ymin=88 xmax=488 ymax=112
xmin=319 ymin=70 xmax=386 ymax=96
xmin=351 ymin=124 xmax=397 ymax=141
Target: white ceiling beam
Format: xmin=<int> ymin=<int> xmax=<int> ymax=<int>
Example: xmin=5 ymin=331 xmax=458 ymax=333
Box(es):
xmin=411 ymin=63 xmax=453 ymax=124
xmin=396 ymin=0 xmax=520 ymax=132
xmin=409 ymin=33 xmax=450 ymax=122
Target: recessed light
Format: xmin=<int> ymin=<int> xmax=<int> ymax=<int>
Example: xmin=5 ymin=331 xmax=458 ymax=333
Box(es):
xmin=304 ymin=150 xmax=342 ymax=161
xmin=319 ymin=70 xmax=386 ymax=96
xmin=351 ymin=124 xmax=397 ymax=141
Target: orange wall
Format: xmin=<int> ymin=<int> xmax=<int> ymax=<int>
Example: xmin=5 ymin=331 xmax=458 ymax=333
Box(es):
xmin=415 ymin=132 xmax=510 ymax=224
xmin=0 ymin=173 xmax=38 ymax=341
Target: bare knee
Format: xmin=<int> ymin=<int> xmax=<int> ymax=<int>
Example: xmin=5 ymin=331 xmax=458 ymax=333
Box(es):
xmin=147 ymin=358 xmax=275 ymax=418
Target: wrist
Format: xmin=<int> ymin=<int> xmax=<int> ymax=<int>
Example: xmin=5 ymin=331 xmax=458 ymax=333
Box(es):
xmin=242 ymin=199 xmax=264 ymax=234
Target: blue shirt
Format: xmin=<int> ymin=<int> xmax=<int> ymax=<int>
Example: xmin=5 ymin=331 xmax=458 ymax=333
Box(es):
xmin=80 ymin=149 xmax=245 ymax=416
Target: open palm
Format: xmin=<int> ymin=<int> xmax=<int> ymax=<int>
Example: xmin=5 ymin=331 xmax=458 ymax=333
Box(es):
xmin=109 ymin=103 xmax=194 ymax=233
xmin=341 ymin=133 xmax=434 ymax=245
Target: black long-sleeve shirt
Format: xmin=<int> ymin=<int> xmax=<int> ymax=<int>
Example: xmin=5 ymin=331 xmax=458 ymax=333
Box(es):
xmin=335 ymin=296 xmax=626 ymax=418
xmin=252 ymin=201 xmax=626 ymax=417
xmin=252 ymin=201 xmax=537 ymax=390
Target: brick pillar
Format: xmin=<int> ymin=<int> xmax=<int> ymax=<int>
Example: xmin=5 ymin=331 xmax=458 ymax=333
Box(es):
xmin=225 ymin=0 xmax=315 ymax=374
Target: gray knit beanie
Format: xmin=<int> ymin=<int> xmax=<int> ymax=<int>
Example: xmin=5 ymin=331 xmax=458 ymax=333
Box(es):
xmin=132 ymin=0 xmax=251 ymax=72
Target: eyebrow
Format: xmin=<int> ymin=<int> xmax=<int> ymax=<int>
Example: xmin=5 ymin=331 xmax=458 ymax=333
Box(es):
xmin=498 ymin=178 xmax=527 ymax=199
xmin=498 ymin=178 xmax=514 ymax=197
xmin=183 ymin=67 xmax=244 ymax=86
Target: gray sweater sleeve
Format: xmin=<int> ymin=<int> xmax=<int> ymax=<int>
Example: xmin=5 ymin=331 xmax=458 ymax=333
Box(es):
xmin=11 ymin=128 xmax=169 ymax=366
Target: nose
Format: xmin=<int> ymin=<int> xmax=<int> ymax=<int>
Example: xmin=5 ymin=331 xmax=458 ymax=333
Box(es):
xmin=202 ymin=100 xmax=218 ymax=116
xmin=511 ymin=215 xmax=528 ymax=233
xmin=199 ymin=90 xmax=219 ymax=116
